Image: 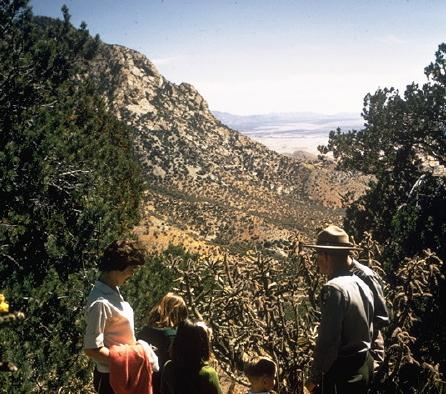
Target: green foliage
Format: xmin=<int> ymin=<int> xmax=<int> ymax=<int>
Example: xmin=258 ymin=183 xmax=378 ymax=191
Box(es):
xmin=389 ymin=175 xmax=446 ymax=260
xmin=0 ymin=0 xmax=144 ymax=391
xmin=0 ymin=269 xmax=96 ymax=393
xmin=1 ymin=4 xmax=143 ymax=283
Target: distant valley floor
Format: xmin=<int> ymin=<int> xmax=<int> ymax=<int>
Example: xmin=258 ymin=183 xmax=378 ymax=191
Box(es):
xmin=213 ymin=111 xmax=363 ymax=155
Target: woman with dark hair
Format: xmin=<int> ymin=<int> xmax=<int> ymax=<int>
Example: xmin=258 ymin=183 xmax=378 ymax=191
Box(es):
xmin=139 ymin=293 xmax=188 ymax=393
xmin=160 ymin=319 xmax=222 ymax=394
xmin=84 ymin=240 xmax=148 ymax=394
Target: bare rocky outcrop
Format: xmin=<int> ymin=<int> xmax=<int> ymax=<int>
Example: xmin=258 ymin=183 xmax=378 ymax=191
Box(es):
xmin=90 ymin=43 xmax=367 ymax=250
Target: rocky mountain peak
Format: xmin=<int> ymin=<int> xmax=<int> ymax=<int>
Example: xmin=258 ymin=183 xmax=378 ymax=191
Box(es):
xmin=92 ymin=44 xmax=210 ymax=122
xmin=90 ymin=43 xmax=368 ymax=251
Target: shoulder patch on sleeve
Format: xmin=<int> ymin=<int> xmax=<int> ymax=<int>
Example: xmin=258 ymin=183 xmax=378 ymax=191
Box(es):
xmin=321 ymin=286 xmax=333 ymax=305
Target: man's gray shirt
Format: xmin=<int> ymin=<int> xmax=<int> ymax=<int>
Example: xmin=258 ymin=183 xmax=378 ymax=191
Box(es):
xmin=309 ymin=271 xmax=374 ymax=385
xmin=350 ymin=259 xmax=390 ymax=364
xmin=350 ymin=259 xmax=389 ymax=330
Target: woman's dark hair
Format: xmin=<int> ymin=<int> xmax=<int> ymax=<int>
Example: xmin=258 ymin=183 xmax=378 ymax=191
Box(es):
xmin=171 ymin=319 xmax=211 ymax=373
xmin=98 ymin=240 xmax=146 ymax=272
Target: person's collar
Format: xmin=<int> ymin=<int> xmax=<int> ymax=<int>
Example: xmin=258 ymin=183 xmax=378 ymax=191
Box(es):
xmin=95 ymin=279 xmax=120 ymax=295
xmin=328 ymin=267 xmax=353 ymax=280
xmin=347 ymin=256 xmax=360 ymax=269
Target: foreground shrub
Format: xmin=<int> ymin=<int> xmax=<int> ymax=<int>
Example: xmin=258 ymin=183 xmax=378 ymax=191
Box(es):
xmin=0 ymin=1 xmax=143 ymax=391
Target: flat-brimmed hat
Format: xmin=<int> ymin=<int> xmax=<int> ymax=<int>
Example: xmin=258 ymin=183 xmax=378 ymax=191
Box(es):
xmin=303 ymin=225 xmax=362 ymax=251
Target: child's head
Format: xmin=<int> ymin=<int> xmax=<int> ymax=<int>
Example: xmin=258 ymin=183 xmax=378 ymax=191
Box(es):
xmin=172 ymin=319 xmax=211 ymax=372
xmin=244 ymin=356 xmax=276 ymax=392
xmin=148 ymin=292 xmax=188 ymax=328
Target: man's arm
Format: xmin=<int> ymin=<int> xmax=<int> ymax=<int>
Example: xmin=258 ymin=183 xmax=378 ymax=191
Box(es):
xmin=308 ymin=285 xmax=344 ymax=387
xmin=368 ymin=275 xmax=390 ymax=329
xmin=351 ymin=260 xmax=389 ymax=328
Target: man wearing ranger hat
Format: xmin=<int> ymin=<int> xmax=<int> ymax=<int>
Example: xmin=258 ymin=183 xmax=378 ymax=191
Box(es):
xmin=303 ymin=225 xmax=375 ymax=394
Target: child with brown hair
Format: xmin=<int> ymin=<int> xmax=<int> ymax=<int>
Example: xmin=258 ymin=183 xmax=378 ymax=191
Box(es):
xmin=244 ymin=356 xmax=276 ymax=394
xmin=161 ymin=319 xmax=222 ymax=394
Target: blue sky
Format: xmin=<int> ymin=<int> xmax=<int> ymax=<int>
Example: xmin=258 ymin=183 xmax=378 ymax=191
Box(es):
xmin=31 ymin=0 xmax=446 ymax=115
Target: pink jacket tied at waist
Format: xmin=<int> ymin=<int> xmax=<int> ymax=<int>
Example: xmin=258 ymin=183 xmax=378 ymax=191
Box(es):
xmin=109 ymin=340 xmax=157 ymax=394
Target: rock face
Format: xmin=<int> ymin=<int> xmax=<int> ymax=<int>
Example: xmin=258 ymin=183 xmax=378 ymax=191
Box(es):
xmin=91 ymin=44 xmax=367 ymax=251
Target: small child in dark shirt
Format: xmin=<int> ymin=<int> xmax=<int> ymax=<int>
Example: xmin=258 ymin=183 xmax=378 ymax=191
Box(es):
xmin=244 ymin=356 xmax=276 ymax=394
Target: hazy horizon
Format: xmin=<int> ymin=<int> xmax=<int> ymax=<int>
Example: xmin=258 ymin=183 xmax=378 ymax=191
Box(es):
xmin=213 ymin=111 xmax=363 ymax=154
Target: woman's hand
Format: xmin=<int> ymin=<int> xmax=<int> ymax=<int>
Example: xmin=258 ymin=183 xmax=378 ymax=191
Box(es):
xmin=84 ymin=346 xmax=110 ymax=365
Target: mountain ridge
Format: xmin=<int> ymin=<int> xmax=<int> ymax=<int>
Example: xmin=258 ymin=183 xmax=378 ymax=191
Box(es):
xmin=90 ymin=43 xmax=369 ymax=253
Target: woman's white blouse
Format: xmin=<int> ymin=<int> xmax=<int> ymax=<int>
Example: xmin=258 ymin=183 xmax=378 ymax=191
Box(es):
xmin=84 ymin=280 xmax=136 ymax=372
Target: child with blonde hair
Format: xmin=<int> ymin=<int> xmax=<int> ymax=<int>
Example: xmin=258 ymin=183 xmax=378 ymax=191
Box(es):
xmin=139 ymin=292 xmax=188 ymax=394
